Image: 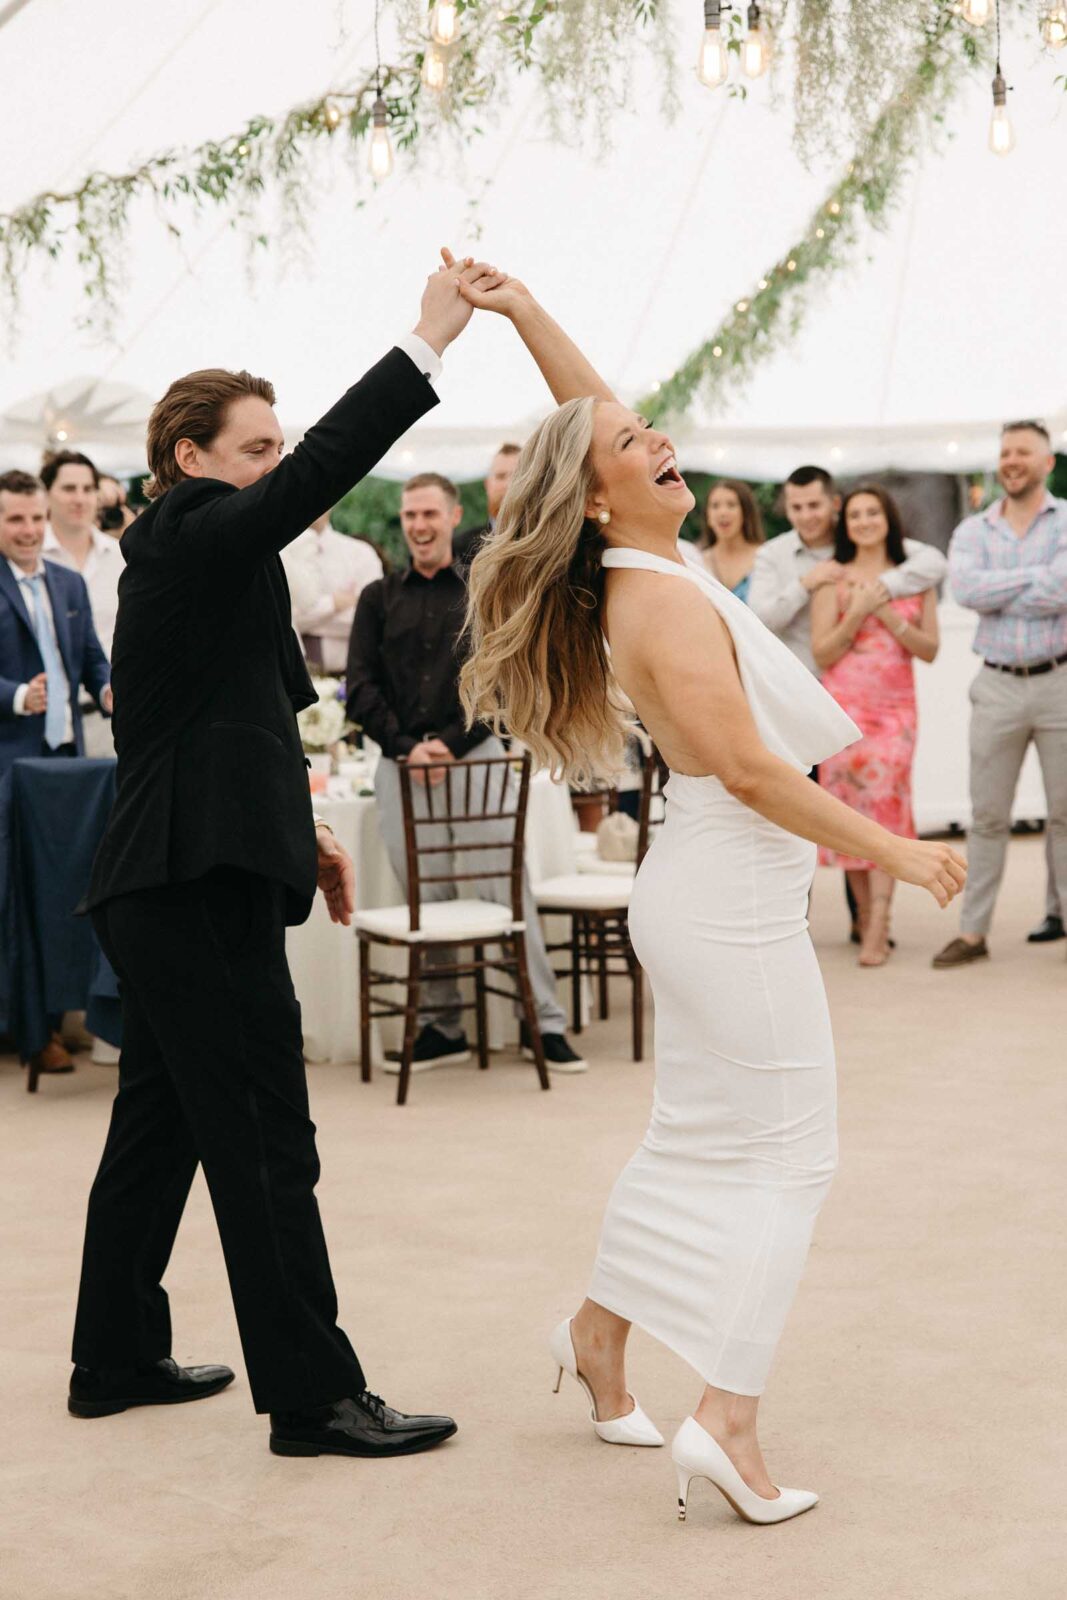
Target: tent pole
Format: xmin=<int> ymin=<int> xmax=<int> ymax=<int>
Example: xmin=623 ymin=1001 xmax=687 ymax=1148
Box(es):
xmin=0 ymin=0 xmax=35 ymax=36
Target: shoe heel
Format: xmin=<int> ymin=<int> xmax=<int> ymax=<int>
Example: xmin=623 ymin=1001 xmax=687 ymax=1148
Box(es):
xmin=269 ymin=1437 xmax=322 ymax=1457
xmin=552 ymin=1365 xmax=564 ymax=1395
xmin=67 ymin=1397 xmax=128 ymax=1418
xmin=675 ymin=1462 xmax=693 ymax=1523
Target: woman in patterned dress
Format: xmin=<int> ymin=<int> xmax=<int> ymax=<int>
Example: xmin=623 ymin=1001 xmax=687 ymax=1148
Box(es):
xmin=812 ymin=486 xmax=940 ymax=966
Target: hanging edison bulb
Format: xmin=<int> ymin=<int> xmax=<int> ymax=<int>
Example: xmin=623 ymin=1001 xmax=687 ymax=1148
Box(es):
xmin=430 ymin=1 xmax=458 ymax=45
xmin=1041 ymin=4 xmax=1067 ymax=47
xmin=367 ymin=95 xmax=394 ymax=179
xmin=421 ymin=44 xmax=448 ymax=91
xmin=697 ymin=0 xmax=728 ymax=88
xmin=988 ymin=71 xmax=1015 ymax=155
xmin=742 ymin=3 xmax=770 ymax=78
xmin=961 ymin=0 xmax=992 ymax=24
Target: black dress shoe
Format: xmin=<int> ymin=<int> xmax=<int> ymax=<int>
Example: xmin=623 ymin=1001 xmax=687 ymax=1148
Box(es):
xmin=269 ymin=1390 xmax=457 ymax=1458
xmin=68 ymin=1357 xmax=235 ymax=1417
xmin=1027 ymin=914 xmax=1065 ymax=943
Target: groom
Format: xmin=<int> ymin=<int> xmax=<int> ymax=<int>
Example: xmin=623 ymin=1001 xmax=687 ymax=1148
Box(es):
xmin=70 ymin=253 xmax=505 ymax=1459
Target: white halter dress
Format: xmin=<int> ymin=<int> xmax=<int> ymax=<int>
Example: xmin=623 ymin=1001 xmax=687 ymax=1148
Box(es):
xmin=587 ymin=547 xmax=860 ymax=1396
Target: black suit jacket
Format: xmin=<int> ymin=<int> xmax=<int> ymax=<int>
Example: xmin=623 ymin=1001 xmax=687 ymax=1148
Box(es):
xmin=451 ymin=521 xmax=491 ymax=566
xmin=85 ymin=347 xmax=437 ymax=924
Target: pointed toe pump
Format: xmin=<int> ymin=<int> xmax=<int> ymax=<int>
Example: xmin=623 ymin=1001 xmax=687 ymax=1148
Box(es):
xmin=672 ymin=1418 xmax=818 ymax=1525
xmin=548 ymin=1319 xmax=663 ymax=1447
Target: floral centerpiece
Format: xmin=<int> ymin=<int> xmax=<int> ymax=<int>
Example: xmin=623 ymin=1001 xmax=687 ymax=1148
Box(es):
xmin=297 ymin=676 xmax=348 ymax=756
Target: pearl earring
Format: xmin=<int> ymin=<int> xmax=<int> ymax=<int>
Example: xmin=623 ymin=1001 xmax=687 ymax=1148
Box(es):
xmin=597 ymin=510 xmax=611 ymax=525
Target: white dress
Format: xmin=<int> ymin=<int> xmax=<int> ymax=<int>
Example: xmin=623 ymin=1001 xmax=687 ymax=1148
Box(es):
xmin=587 ymin=547 xmax=861 ymax=1397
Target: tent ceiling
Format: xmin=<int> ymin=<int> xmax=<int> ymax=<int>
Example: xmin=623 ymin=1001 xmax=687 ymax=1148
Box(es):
xmin=0 ymin=3 xmax=1062 ymax=480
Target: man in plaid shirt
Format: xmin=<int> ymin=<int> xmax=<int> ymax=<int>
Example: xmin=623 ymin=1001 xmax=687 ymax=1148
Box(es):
xmin=934 ymin=421 xmax=1067 ymax=967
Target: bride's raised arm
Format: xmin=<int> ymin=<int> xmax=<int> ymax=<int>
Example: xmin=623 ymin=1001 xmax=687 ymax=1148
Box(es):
xmin=449 ymin=251 xmax=616 ymax=406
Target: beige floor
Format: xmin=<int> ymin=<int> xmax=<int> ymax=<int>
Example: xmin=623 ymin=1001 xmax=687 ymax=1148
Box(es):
xmin=1 ymin=837 xmax=1065 ymax=1600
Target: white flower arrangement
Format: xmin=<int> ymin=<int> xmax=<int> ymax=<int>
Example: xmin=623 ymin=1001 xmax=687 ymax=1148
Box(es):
xmin=297 ymin=677 xmax=347 ymax=754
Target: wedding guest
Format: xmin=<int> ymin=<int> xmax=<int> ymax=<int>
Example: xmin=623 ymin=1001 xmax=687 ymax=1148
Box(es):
xmin=452 ymin=441 xmax=521 ymax=564
xmin=933 ymin=420 xmax=1067 ymax=968
xmin=0 ymin=469 xmax=112 ymax=1079
xmin=748 ymin=465 xmax=946 ymax=672
xmin=812 ymin=486 xmax=939 ymax=965
xmin=697 ymin=479 xmax=764 ymax=602
xmin=281 ymin=507 xmax=383 ymax=672
xmin=41 ymin=451 xmax=123 ymax=758
xmin=346 ymin=469 xmax=586 ymax=1074
xmin=97 ymin=474 xmax=136 ymax=536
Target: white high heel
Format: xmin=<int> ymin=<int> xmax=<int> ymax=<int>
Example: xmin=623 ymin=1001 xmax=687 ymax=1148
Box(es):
xmin=548 ymin=1319 xmax=664 ymax=1447
xmin=672 ymin=1417 xmax=818 ymax=1525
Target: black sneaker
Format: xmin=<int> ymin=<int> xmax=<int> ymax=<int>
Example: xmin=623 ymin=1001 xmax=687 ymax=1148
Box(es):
xmin=519 ymin=1024 xmax=587 ymax=1074
xmin=382 ymin=1025 xmax=471 ymax=1075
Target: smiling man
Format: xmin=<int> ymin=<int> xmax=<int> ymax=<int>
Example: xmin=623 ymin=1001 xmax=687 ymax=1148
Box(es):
xmin=346 ymin=471 xmax=586 ymax=1075
xmin=71 ymin=253 xmax=507 ymax=1462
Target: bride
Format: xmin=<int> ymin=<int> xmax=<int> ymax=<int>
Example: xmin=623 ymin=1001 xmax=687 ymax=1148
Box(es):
xmin=455 ymin=261 xmax=966 ymax=1525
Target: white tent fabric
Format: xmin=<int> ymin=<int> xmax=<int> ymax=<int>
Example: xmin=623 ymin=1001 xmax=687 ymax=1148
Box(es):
xmin=0 ymin=1 xmax=1064 ymax=479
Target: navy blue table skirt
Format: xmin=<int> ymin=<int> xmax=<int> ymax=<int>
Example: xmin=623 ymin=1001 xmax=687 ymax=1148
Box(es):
xmin=0 ymin=758 xmax=122 ymax=1060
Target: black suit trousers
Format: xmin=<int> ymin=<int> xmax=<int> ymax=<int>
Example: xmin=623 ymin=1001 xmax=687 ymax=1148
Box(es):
xmin=72 ymin=867 xmax=364 ymax=1412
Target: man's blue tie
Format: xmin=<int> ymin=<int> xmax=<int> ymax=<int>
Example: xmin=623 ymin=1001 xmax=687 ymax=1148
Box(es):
xmin=24 ymin=574 xmax=68 ymax=750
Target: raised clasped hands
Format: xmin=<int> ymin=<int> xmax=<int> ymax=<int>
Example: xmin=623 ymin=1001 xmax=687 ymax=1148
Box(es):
xmin=413 ymin=250 xmax=511 ymax=356
xmin=844 ymin=579 xmax=888 ymax=621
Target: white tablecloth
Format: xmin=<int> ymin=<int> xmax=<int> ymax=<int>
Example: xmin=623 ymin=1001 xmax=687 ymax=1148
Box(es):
xmin=287 ymin=770 xmax=578 ymax=1065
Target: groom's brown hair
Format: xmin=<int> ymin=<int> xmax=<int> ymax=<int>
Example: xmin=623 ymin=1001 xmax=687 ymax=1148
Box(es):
xmin=144 ymin=368 xmax=276 ymax=501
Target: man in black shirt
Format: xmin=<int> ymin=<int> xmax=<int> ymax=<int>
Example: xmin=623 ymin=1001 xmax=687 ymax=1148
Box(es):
xmin=347 ymin=471 xmax=585 ymax=1074
xmin=452 ymin=441 xmax=521 ymax=565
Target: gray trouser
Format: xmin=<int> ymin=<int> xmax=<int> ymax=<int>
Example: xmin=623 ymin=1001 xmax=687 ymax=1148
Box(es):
xmin=1045 ymin=830 xmax=1061 ymax=919
xmin=374 ymin=735 xmax=567 ymax=1037
xmin=960 ymin=664 xmax=1067 ymax=937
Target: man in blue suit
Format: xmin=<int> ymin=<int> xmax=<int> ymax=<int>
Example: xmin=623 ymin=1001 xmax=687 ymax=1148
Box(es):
xmin=0 ymin=468 xmax=113 ymax=1079
xmin=0 ymin=469 xmax=112 ymax=773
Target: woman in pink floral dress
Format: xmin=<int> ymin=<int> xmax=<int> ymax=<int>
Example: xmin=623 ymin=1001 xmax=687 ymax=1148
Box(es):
xmin=812 ymin=486 xmax=940 ymax=966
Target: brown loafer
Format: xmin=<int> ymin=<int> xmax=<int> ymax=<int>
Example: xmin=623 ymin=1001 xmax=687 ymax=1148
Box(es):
xmin=29 ymin=1035 xmax=76 ymax=1074
xmin=932 ymin=936 xmax=989 ymax=969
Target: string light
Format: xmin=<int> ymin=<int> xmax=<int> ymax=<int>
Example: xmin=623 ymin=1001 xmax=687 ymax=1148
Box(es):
xmin=742 ymin=3 xmax=770 ymax=78
xmin=323 ymin=100 xmax=342 ymax=131
xmin=988 ymin=2 xmax=1015 ymax=155
xmin=237 ymin=142 xmax=249 ymax=156
xmin=961 ymin=0 xmax=992 ymax=23
xmin=430 ymin=1 xmax=458 ymax=45
xmin=697 ymin=0 xmax=728 ymax=88
xmin=1041 ymin=3 xmax=1067 ymax=46
xmin=421 ymin=45 xmax=448 ymax=91
xmin=368 ymin=0 xmax=394 ymax=180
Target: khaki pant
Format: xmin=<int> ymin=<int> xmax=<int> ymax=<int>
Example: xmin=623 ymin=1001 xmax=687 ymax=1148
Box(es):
xmin=960 ymin=664 xmax=1067 ymax=937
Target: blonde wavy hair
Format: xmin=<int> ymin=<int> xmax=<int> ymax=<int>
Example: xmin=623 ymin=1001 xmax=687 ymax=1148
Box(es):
xmin=459 ymin=397 xmax=630 ymax=787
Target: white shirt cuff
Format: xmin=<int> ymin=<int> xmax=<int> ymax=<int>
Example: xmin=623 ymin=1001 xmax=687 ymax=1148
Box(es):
xmin=12 ymin=684 xmax=29 ymax=715
xmin=395 ymin=332 xmax=443 ymax=390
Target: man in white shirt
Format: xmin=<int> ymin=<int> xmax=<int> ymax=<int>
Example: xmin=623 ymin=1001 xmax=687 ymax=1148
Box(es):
xmin=41 ymin=450 xmax=123 ymax=758
xmin=281 ymin=509 xmax=383 ymax=674
xmin=747 ymin=464 xmax=947 ymax=673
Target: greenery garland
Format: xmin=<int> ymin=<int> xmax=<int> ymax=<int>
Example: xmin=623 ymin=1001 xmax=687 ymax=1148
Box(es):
xmin=640 ymin=6 xmax=991 ymax=422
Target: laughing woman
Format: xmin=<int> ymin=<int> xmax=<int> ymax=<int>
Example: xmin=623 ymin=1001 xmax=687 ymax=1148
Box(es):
xmin=455 ymin=265 xmax=965 ymax=1525
xmin=811 ymin=486 xmax=940 ymax=967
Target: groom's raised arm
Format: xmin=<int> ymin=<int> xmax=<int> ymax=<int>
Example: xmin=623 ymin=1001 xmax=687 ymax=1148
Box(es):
xmin=172 ymin=345 xmax=439 ymax=571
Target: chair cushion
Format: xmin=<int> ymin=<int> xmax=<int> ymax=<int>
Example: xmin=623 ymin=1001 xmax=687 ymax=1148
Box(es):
xmin=533 ymin=873 xmax=633 ymax=910
xmin=355 ymin=898 xmax=520 ymax=943
xmin=572 ymin=832 xmax=599 ymax=857
xmin=576 ymin=854 xmax=637 ymax=878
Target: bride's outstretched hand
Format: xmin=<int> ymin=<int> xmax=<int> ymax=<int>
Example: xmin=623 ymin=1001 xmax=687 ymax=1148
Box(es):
xmin=884 ymin=837 xmax=967 ymax=908
xmin=441 ymin=245 xmax=530 ymax=316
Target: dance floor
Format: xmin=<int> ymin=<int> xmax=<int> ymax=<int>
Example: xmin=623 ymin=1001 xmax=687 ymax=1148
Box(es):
xmin=2 ymin=836 xmax=1064 ymax=1600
